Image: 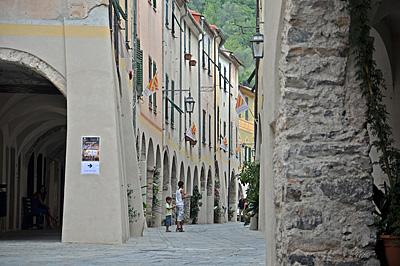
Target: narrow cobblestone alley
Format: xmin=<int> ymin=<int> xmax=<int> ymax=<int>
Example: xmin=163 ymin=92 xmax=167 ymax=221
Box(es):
xmin=0 ymin=222 xmax=266 ymax=265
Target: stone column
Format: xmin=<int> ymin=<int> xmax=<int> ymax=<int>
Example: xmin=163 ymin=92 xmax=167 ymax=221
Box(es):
xmin=263 ymin=0 xmax=379 ymax=264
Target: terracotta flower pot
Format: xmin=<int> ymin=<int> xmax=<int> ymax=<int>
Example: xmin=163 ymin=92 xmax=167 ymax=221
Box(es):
xmin=184 ymin=53 xmax=191 ymax=60
xmin=380 ymin=235 xmax=400 ymax=266
xmin=189 ymin=59 xmax=196 ymax=66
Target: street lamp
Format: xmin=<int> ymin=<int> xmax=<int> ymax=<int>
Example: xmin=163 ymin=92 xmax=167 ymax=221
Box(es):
xmin=250 ymin=31 xmax=264 ymax=59
xmin=185 ymin=92 xmax=195 ymax=114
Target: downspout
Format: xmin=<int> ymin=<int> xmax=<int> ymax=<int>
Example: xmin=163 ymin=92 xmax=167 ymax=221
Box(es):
xmin=213 ymin=32 xmax=219 ymax=168
xmin=132 ymin=0 xmax=138 ymax=131
xmin=198 ymin=17 xmax=204 ymax=160
xmin=179 ymin=4 xmax=189 ymax=145
xmin=227 ymin=61 xmax=231 ymax=212
xmin=162 ymin=0 xmax=166 ymax=148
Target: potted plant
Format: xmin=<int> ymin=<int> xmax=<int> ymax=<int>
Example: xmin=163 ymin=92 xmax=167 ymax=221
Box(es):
xmin=190 ymin=186 xmax=203 ymax=224
xmin=237 ymin=161 xmax=260 ymax=228
xmin=214 ymin=180 xmax=221 ymax=223
xmin=184 ymin=53 xmax=191 ymax=60
xmin=374 ymin=181 xmax=400 ymax=266
xmin=189 ymin=59 xmax=196 ymax=66
xmin=343 ymin=2 xmax=400 ymax=265
xmin=228 ymin=208 xmax=235 ymax=222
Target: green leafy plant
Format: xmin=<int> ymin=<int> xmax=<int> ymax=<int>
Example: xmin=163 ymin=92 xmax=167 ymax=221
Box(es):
xmin=228 ymin=207 xmax=235 ymax=220
xmin=190 ymin=186 xmax=203 ymax=224
xmin=237 ymin=161 xmax=259 ymax=226
xmin=152 ymin=167 xmax=162 ymax=223
xmin=214 ymin=179 xmax=222 ymax=223
xmin=343 ymin=0 xmax=400 ymax=236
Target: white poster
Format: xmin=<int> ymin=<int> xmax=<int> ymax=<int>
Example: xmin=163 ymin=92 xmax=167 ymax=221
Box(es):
xmin=81 ymin=137 xmax=100 ymax=175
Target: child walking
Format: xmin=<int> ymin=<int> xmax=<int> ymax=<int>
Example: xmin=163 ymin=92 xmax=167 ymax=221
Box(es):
xmin=165 ymin=196 xmax=175 ymax=232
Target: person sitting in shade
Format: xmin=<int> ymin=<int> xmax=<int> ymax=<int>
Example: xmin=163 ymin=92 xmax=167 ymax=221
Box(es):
xmin=32 ymin=185 xmax=58 ymax=228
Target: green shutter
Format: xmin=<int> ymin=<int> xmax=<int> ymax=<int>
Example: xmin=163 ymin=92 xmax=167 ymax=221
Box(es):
xmin=165 ymin=0 xmax=169 ymax=25
xmin=136 ymin=39 xmax=143 ymax=96
xmin=149 ymin=57 xmax=152 ymax=107
xmin=165 ymin=74 xmax=168 ymax=121
xmin=171 ymin=80 xmax=175 ymax=126
xmin=153 ymin=0 xmax=156 ymax=9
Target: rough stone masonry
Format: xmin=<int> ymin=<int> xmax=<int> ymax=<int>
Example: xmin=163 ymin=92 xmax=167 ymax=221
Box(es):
xmin=273 ymin=0 xmax=379 ymax=264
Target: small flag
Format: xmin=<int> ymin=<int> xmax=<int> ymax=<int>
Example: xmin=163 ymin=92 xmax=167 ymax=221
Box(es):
xmin=220 ymin=136 xmax=228 ymax=151
xmin=235 ymin=90 xmax=250 ymax=115
xmin=236 ymin=145 xmax=242 ymax=153
xmin=143 ymin=73 xmax=159 ymax=97
xmin=186 ymin=121 xmax=196 ymax=141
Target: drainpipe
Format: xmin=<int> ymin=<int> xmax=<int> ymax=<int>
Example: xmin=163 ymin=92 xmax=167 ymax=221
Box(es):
xmin=227 ymin=61 xmax=231 ymax=213
xmin=213 ymin=32 xmax=219 ymax=167
xmin=132 ymin=0 xmax=138 ymax=131
xmin=198 ymin=17 xmax=204 ymax=160
xmin=179 ymin=4 xmax=189 ymax=145
xmin=162 ymin=0 xmax=166 ymax=148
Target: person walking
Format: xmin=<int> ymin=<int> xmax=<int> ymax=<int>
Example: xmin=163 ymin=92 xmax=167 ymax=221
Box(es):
xmin=176 ymin=181 xmax=189 ymax=232
xmin=238 ymin=195 xmax=246 ymax=222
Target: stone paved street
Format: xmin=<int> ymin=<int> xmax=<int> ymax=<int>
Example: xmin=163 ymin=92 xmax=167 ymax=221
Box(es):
xmin=0 ymin=222 xmax=265 ymax=265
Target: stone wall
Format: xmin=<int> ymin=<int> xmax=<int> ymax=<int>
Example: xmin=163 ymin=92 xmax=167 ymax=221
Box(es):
xmin=273 ymin=0 xmax=379 ymax=264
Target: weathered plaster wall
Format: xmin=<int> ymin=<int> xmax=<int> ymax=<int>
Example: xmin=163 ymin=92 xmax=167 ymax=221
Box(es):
xmin=261 ymin=0 xmax=379 ymax=264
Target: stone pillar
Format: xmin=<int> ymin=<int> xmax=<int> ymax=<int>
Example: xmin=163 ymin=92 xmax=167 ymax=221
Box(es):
xmin=263 ymin=0 xmax=379 ymax=264
xmin=61 ymin=7 xmax=130 ymax=244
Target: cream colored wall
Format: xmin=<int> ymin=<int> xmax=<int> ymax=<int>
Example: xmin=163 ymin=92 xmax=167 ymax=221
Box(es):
xmin=259 ymin=0 xmax=285 ymax=264
xmin=0 ymin=1 xmax=141 ymax=243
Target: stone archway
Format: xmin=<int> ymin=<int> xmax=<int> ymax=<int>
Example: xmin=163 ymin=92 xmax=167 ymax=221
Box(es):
xmin=146 ymin=139 xmax=154 ymax=227
xmin=206 ymin=168 xmax=213 ymax=224
xmin=0 ymin=49 xmax=67 ymax=232
xmin=153 ymin=146 xmax=162 ymax=227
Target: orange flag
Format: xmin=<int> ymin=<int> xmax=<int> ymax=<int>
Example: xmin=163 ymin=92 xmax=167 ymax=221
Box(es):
xmin=143 ymin=73 xmax=159 ymax=97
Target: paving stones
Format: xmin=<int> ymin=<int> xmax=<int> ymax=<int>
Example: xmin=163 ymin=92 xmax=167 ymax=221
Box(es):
xmin=0 ymin=223 xmax=266 ymax=265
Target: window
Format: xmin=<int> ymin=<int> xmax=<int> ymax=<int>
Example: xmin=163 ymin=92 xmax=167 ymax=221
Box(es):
xmin=202 ymin=37 xmax=205 ymax=68
xmin=171 ymin=80 xmax=175 ymax=126
xmin=153 ymin=61 xmax=157 ymax=111
xmin=208 ymin=38 xmax=211 ymax=74
xmin=235 ymin=127 xmax=238 ymax=157
xmin=224 ymin=67 xmax=227 ymax=92
xmin=165 ymin=74 xmax=169 ymax=121
xmin=165 ymin=0 xmax=169 ymax=26
xmin=209 ymin=114 xmax=211 ymax=147
xmin=153 ymin=0 xmax=156 ymax=9
xmin=218 ymin=63 xmax=221 ymax=89
xmin=136 ymin=39 xmax=143 ymax=95
xmin=217 ymin=107 xmax=220 ymax=140
xmin=188 ymin=30 xmax=191 ymax=54
xmin=149 ymin=56 xmax=152 ymax=108
xmin=230 ymin=122 xmax=233 ymax=154
xmin=245 ymin=97 xmax=249 ymax=120
xmin=171 ymin=3 xmax=175 ymax=34
xmin=223 ymin=121 xmax=226 ymax=138
xmin=202 ymin=110 xmax=206 ymax=143
xmin=184 ymin=22 xmax=186 ymax=52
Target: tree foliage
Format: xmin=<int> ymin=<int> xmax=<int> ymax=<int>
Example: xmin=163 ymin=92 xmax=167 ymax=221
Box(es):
xmin=189 ymin=0 xmax=256 ymax=87
xmin=236 ymin=161 xmax=260 ymax=225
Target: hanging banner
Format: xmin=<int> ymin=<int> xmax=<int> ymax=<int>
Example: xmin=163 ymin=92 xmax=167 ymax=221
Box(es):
xmin=220 ymin=136 xmax=228 ymax=151
xmin=81 ymin=137 xmax=100 ymax=175
xmin=235 ymin=90 xmax=250 ymax=115
xmin=143 ymin=73 xmax=159 ymax=97
xmin=186 ymin=121 xmax=197 ymax=141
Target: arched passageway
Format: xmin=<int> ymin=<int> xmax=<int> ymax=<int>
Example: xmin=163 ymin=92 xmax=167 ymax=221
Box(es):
xmin=145 ymin=139 xmax=154 ymax=227
xmin=206 ymin=168 xmax=213 ymax=224
xmin=0 ymin=50 xmax=67 ymax=233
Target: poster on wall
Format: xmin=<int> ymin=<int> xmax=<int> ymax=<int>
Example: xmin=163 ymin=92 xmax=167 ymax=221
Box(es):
xmin=81 ymin=137 xmax=100 ymax=175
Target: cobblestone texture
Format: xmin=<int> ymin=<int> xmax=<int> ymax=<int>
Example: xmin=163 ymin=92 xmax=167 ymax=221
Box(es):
xmin=0 ymin=223 xmax=265 ymax=265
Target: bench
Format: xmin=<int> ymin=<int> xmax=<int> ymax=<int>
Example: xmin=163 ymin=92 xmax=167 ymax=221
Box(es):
xmin=21 ymin=197 xmax=44 ymax=230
